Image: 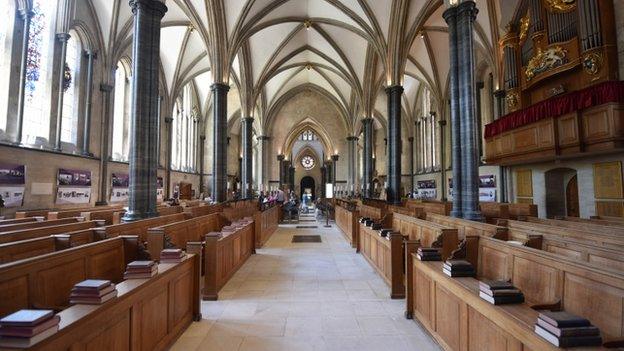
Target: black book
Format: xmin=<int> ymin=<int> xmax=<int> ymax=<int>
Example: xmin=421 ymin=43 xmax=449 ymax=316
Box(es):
xmin=538 ymin=311 xmax=591 ymax=328
xmin=536 ymin=319 xmax=600 ymax=338
xmin=480 ymin=288 xmax=522 ymax=297
xmin=478 ymin=280 xmax=513 ymax=291
xmin=443 ymin=263 xmax=474 ymax=272
xmin=534 ymin=325 xmax=602 ymax=348
xmin=417 ymin=253 xmax=441 ymax=261
xmin=418 ymin=247 xmax=440 ymax=253
xmin=479 ymin=291 xmax=524 ymax=305
xmin=372 ymin=223 xmax=382 ymax=230
xmin=444 ymin=259 xmax=472 ymax=267
xmin=443 ymin=268 xmax=475 ymax=277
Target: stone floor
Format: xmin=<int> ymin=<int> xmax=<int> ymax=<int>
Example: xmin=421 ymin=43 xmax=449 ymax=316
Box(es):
xmin=170 ymin=216 xmax=441 ymax=351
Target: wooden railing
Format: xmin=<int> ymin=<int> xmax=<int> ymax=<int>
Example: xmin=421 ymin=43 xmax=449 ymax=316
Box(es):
xmin=254 ymin=204 xmax=279 ymax=248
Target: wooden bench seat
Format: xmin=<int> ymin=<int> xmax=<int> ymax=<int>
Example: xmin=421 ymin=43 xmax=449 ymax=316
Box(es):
xmin=405 ymin=200 xmax=452 ymax=216
xmin=48 ymin=205 xmax=124 ymax=220
xmin=558 ymin=216 xmax=624 ymax=227
xmin=359 ymin=204 xmax=385 ymax=221
xmin=28 ymin=254 xmax=200 ymax=351
xmin=183 ymin=203 xmax=224 ymax=218
xmin=94 ymin=213 xmax=189 ymax=245
xmin=359 ymin=213 xmax=458 ymax=299
xmin=0 ymin=217 xmax=85 ymax=233
xmin=410 ymin=259 xmax=612 ymax=351
xmin=254 ymin=204 xmax=279 ymax=248
xmin=508 ymin=203 xmax=538 ymax=219
xmin=0 ymin=217 xmax=40 ymax=225
xmin=478 ymin=202 xmax=510 ymax=222
xmin=336 ymin=203 xmax=359 ymax=249
xmin=0 ymin=220 xmax=102 ymax=244
xmin=0 ymin=236 xmax=141 ymax=317
xmin=521 ymin=216 xmax=624 ymax=236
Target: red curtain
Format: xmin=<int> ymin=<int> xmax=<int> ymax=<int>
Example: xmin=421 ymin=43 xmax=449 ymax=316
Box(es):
xmin=484 ymin=81 xmax=624 ymax=138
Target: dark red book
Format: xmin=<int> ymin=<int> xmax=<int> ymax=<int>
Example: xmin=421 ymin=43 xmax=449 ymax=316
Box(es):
xmin=70 ymin=290 xmax=118 ymax=305
xmin=0 ymin=310 xmax=54 ymax=327
xmin=127 ymin=261 xmax=155 ymax=268
xmin=536 ymin=319 xmax=600 ymax=338
xmin=0 ymin=316 xmax=60 ymax=337
xmin=71 ymin=284 xmax=116 ymax=298
xmin=0 ymin=325 xmax=58 ymax=348
xmin=72 ymin=279 xmax=111 ymax=292
xmin=538 ymin=311 xmax=591 ymax=328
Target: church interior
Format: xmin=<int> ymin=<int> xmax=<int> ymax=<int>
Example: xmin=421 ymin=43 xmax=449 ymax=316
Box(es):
xmin=0 ymin=0 xmax=623 ymax=349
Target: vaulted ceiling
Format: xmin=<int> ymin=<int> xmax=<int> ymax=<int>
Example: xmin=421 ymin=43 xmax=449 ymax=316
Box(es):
xmin=87 ymin=0 xmax=511 ymax=136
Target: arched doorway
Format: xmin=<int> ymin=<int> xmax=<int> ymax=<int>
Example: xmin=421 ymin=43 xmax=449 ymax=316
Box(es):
xmin=545 ymin=168 xmax=579 ymax=218
xmin=301 ymin=176 xmax=316 ymax=203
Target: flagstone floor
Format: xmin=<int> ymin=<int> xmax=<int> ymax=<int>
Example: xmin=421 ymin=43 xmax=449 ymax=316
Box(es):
xmin=170 ymin=215 xmax=441 ymax=351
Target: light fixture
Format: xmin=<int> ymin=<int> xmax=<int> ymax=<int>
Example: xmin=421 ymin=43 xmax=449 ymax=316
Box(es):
xmin=419 ymin=31 xmax=424 ymax=39
xmin=305 ymin=64 xmax=312 ymax=70
xmin=444 ymin=0 xmax=460 ymax=7
xmin=304 ymin=20 xmax=312 ymax=30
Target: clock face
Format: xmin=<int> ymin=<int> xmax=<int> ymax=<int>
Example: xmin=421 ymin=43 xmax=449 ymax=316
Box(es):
xmin=301 ymin=156 xmax=315 ymax=170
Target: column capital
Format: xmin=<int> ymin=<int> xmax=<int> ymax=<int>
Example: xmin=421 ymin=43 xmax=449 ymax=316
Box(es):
xmin=18 ymin=9 xmax=34 ymax=20
xmin=362 ymin=117 xmax=374 ymax=124
xmin=456 ymin=0 xmax=478 ymax=20
xmin=438 ymin=120 xmax=447 ymax=126
xmin=442 ymin=5 xmax=457 ymax=24
xmin=277 ymin=154 xmax=285 ymax=161
xmin=211 ymin=82 xmax=230 ymax=93
xmin=200 ymin=135 xmax=206 ymax=141
xmin=83 ymin=50 xmax=97 ymax=59
xmin=257 ymin=135 xmax=270 ymax=141
xmin=164 ymin=116 xmax=174 ymax=123
xmin=331 ymin=154 xmax=339 ymax=162
xmin=493 ymin=89 xmax=506 ymax=98
xmin=385 ymin=85 xmax=404 ymax=94
xmin=346 ymin=136 xmax=358 ymax=141
xmin=242 ymin=116 xmax=254 ymax=123
xmin=56 ymin=32 xmax=71 ymax=42
xmin=130 ymin=0 xmax=168 ymax=17
xmin=476 ymin=81 xmax=485 ymax=89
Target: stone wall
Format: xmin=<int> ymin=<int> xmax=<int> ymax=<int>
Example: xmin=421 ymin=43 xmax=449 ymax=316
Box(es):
xmin=616 ymin=0 xmax=624 ymax=78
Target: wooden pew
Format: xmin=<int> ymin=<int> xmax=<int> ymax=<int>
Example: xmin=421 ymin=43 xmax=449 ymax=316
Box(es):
xmin=479 ymin=202 xmax=510 ymax=222
xmin=521 ymin=216 xmax=624 ymax=236
xmin=335 ymin=202 xmax=359 ymax=249
xmin=184 ymin=203 xmax=224 ymax=218
xmin=0 ymin=217 xmax=40 ymax=225
xmin=0 ymin=229 xmax=101 ymax=264
xmin=498 ymin=219 xmax=624 ymax=250
xmin=0 ymin=217 xmax=85 ymax=233
xmin=359 ymin=204 xmax=385 ymax=221
xmin=0 ymin=236 xmax=141 ymax=317
xmin=590 ymin=215 xmax=624 ymax=223
xmin=254 ymin=204 xmax=279 ymax=248
xmin=199 ymin=222 xmax=255 ymax=300
xmin=410 ymin=259 xmax=613 ymax=351
xmin=359 ymin=213 xmax=458 ymax=299
xmin=508 ymin=203 xmax=538 ymax=219
xmin=0 ymin=220 xmax=102 ymax=244
xmin=146 ymin=213 xmax=228 ymax=260
xmin=48 ymin=205 xmax=124 ymax=220
xmin=557 ymin=215 xmax=624 ymax=227
xmin=94 ymin=212 xmax=189 ymax=245
xmin=29 ymin=254 xmax=200 ymax=351
xmin=405 ymin=199 xmax=453 ymax=216
xmin=222 ymin=201 xmax=257 ymax=221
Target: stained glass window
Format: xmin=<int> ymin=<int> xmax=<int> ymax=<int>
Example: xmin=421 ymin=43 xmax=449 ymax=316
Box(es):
xmin=23 ymin=0 xmax=56 ymax=145
xmin=61 ymin=31 xmax=81 ymax=144
xmin=171 ymin=84 xmax=197 ymax=172
xmin=301 ymin=129 xmax=316 ymax=141
xmin=301 ymin=156 xmax=315 ymax=170
xmin=0 ymin=1 xmax=14 ymax=134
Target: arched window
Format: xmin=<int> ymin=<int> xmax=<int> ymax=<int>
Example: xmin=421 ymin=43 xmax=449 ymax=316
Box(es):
xmin=0 ymin=1 xmax=15 ymax=135
xmin=112 ymin=61 xmax=130 ymax=161
xmin=61 ymin=30 xmax=81 ymax=145
xmin=23 ymin=0 xmax=57 ymax=145
xmin=417 ymin=88 xmax=439 ymax=173
xmin=171 ymin=83 xmax=198 ymax=172
xmin=300 ymin=129 xmax=316 ymax=141
xmin=301 ymin=155 xmax=315 ymax=170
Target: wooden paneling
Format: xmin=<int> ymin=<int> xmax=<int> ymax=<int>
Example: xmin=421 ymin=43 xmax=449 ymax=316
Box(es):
xmin=595 ymin=201 xmax=624 ymax=217
xmin=515 ymin=170 xmax=533 ymax=198
xmin=593 ymin=161 xmax=623 ymax=199
xmin=255 ymin=205 xmax=278 ymax=248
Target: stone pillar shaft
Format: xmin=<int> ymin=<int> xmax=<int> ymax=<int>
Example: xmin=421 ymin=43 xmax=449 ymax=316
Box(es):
xmin=331 ymin=155 xmax=339 ymax=194
xmin=408 ymin=137 xmax=414 ymax=192
xmin=212 ymin=83 xmax=229 ymax=203
xmin=347 ymin=136 xmax=358 ymax=193
xmin=199 ymin=135 xmax=206 ymax=195
xmin=15 ymin=10 xmax=32 ymax=144
xmin=54 ymin=33 xmax=70 ymax=151
xmin=96 ymin=84 xmax=113 ymax=205
xmin=277 ymin=154 xmax=285 ymax=188
xmin=241 ymin=117 xmax=253 ymax=198
xmin=362 ymin=118 xmax=374 ymax=197
xmin=81 ymin=50 xmax=95 ymax=155
xmin=444 ymin=5 xmax=463 ymax=218
xmin=257 ymin=136 xmax=270 ymax=190
xmin=165 ymin=117 xmax=173 ymax=197
xmin=457 ymin=1 xmax=481 ymax=221
xmin=386 ymin=86 xmax=403 ymax=204
xmin=123 ymin=0 xmax=167 ymax=221
xmin=320 ymin=166 xmax=326 ymax=198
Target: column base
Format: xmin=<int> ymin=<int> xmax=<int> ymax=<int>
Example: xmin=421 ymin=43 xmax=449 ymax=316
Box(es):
xmin=463 ymin=210 xmax=483 ymax=222
xmin=122 ymin=209 xmax=159 ymax=222
xmin=450 ymin=210 xmax=463 ymax=218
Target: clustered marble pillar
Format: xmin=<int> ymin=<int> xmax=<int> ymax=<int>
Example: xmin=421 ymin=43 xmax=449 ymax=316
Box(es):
xmin=122 ymin=0 xmax=167 ymax=221
xmin=241 ymin=117 xmax=253 ymax=199
xmin=444 ymin=0 xmax=481 ymax=221
xmin=54 ymin=32 xmax=71 ymax=151
xmin=362 ymin=117 xmax=374 ymax=198
xmin=211 ymin=83 xmax=229 ymax=203
xmin=320 ymin=165 xmax=326 ymax=198
xmin=81 ymin=50 xmax=96 ymax=156
xmin=408 ymin=136 xmax=414 ymax=192
xmin=96 ymin=84 xmax=113 ymax=206
xmin=277 ymin=154 xmax=285 ymax=188
xmin=347 ymin=136 xmax=358 ymax=194
xmin=386 ymin=86 xmax=403 ymax=205
xmin=199 ymin=135 xmax=206 ymax=196
xmin=257 ymin=136 xmax=270 ymax=191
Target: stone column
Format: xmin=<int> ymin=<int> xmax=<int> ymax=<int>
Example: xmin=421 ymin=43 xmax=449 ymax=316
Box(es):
xmin=362 ymin=118 xmax=374 ymax=197
xmin=408 ymin=136 xmax=414 ymax=192
xmin=257 ymin=136 xmax=270 ymax=189
xmin=211 ymin=83 xmax=229 ymax=203
xmin=289 ymin=163 xmax=295 ymax=192
xmin=386 ymin=85 xmax=403 ymax=205
xmin=54 ymin=33 xmax=71 ymax=151
xmin=320 ymin=165 xmax=326 ymax=198
xmin=347 ymin=136 xmax=358 ymax=194
xmin=331 ymin=155 xmax=339 ymax=194
xmin=81 ymin=50 xmax=96 ymax=155
xmin=277 ymin=154 xmax=285 ymax=188
xmin=444 ymin=5 xmax=463 ymax=218
xmin=199 ymin=135 xmax=206 ymax=196
xmin=457 ymin=0 xmax=481 ymax=221
xmin=241 ymin=117 xmax=253 ymax=199
xmin=15 ymin=9 xmax=32 ymax=144
xmin=122 ymin=0 xmax=167 ymax=221
xmin=493 ymin=89 xmax=505 ymax=120
xmin=476 ymin=81 xmax=484 ymax=159
xmin=164 ymin=116 xmax=173 ymax=197
xmin=96 ymin=84 xmax=113 ymax=206
xmin=438 ymin=119 xmax=447 ymax=200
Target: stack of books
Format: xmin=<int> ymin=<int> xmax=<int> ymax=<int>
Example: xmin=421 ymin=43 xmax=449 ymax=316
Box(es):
xmin=160 ymin=249 xmax=185 ymax=263
xmin=416 ymin=247 xmax=441 ymax=261
xmin=534 ymin=311 xmax=602 ymax=348
xmin=371 ymin=222 xmax=382 ymax=230
xmin=359 ymin=217 xmax=370 ymax=224
xmin=364 ymin=219 xmax=374 ymax=227
xmin=442 ymin=259 xmax=475 ymax=277
xmin=124 ymin=260 xmax=157 ymax=279
xmin=478 ymin=280 xmax=524 ymax=305
xmin=379 ymin=228 xmax=393 ymax=237
xmin=0 ymin=310 xmax=59 ymax=348
xmin=70 ymin=279 xmax=117 ymax=304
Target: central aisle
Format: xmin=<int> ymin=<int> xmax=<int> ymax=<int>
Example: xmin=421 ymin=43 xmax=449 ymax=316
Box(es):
xmin=172 ymin=219 xmax=441 ymax=351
